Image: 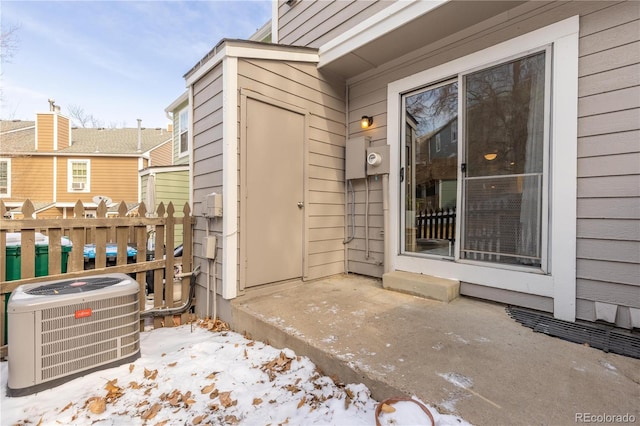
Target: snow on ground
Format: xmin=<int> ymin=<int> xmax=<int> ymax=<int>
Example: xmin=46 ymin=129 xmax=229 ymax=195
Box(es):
xmin=1 ymin=320 xmax=470 ymax=425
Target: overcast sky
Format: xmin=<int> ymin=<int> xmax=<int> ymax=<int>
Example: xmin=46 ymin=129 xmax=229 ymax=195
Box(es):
xmin=1 ymin=0 xmax=272 ymax=129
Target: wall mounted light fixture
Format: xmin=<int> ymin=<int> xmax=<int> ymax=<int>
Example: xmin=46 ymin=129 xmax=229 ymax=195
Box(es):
xmin=361 ymin=116 xmax=373 ymax=129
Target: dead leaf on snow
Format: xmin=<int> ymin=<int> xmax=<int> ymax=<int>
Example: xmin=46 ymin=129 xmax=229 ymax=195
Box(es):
xmin=141 ymin=403 xmax=162 ymax=420
xmin=167 ymin=362 xmax=177 ymax=367
xmin=201 ymin=384 xmax=215 ymax=394
xmin=209 ymin=389 xmax=219 ymax=399
xmin=297 ymin=396 xmax=306 ymax=409
xmin=87 ymin=397 xmax=106 ymax=414
xmin=252 ymin=398 xmax=263 ymax=406
xmin=225 ymin=415 xmax=239 ymax=425
xmin=60 ymin=402 xmax=73 ymax=413
xmin=380 ymin=403 xmax=396 ymax=413
xmin=154 ymin=421 xmax=169 ymax=426
xmin=129 ymin=364 xmax=135 ymax=373
xmin=247 ymin=341 xmax=255 ymax=347
xmin=219 ymin=391 xmax=236 ymax=408
xmin=193 ymin=415 xmax=205 ymax=424
xmin=206 ymin=372 xmax=218 ymax=379
xmin=36 ymin=417 xmax=43 ymax=426
xmin=285 ymin=385 xmax=301 ymax=394
xmin=129 ymin=381 xmax=141 ymax=389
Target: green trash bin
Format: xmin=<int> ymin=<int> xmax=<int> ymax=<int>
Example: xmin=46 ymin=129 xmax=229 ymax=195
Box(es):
xmin=4 ymin=233 xmax=72 ymax=280
xmin=4 ymin=233 xmax=73 ymax=345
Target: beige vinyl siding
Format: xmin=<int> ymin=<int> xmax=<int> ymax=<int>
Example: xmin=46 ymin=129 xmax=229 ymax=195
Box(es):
xmin=344 ymin=0 xmax=635 ymax=314
xmin=57 ymin=116 xmax=70 ymax=150
xmin=238 ymin=58 xmax=346 ymax=280
xmin=36 ymin=114 xmax=54 ymax=152
xmin=56 ymin=156 xmax=139 ymax=203
xmin=191 ymin=63 xmax=224 ymax=314
xmin=37 ymin=206 xmax=64 ymax=219
xmin=277 ymin=0 xmax=392 ymax=48
xmin=149 ymin=141 xmax=173 ymax=166
xmin=575 ymin=1 xmax=640 ymax=328
xmin=8 ymin=156 xmax=54 ymax=202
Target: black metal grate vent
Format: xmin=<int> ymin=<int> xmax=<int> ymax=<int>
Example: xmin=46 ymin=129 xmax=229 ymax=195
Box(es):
xmin=26 ymin=277 xmax=126 ymax=296
xmin=507 ymin=306 xmax=640 ymax=359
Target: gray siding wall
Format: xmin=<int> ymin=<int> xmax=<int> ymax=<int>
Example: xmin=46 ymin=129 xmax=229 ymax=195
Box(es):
xmin=191 ymin=64 xmax=224 ymax=319
xmin=343 ymin=1 xmax=639 ymax=325
xmin=575 ymin=1 xmax=640 ymax=328
xmin=277 ymin=0 xmax=393 ymax=48
xmin=237 ymin=58 xmax=346 ymax=280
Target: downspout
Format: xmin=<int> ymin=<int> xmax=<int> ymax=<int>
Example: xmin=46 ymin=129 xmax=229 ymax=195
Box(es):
xmin=343 ymin=83 xmax=350 ymax=273
xmin=383 ymin=173 xmax=390 ymax=274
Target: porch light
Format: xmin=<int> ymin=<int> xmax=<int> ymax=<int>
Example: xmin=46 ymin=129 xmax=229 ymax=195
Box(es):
xmin=361 ymin=116 xmax=373 ymax=129
xmin=483 ymin=152 xmax=498 ymax=161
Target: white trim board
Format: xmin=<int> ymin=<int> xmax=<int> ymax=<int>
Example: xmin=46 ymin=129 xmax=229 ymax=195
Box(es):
xmin=386 ymin=16 xmax=579 ymax=321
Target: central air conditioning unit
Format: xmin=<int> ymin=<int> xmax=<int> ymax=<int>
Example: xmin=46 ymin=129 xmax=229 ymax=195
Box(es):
xmin=7 ymin=273 xmax=141 ymax=396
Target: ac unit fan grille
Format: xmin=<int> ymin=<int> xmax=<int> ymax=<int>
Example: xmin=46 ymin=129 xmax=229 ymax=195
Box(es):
xmin=26 ymin=276 xmax=125 ymax=296
xmin=42 ymin=296 xmax=138 ymax=333
xmin=38 ymin=293 xmax=139 ymax=383
xmin=42 ymin=323 xmax=138 ymax=356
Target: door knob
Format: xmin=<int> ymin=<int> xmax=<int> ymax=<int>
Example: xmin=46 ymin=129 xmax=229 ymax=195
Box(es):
xmin=297 ymin=202 xmax=304 ymax=208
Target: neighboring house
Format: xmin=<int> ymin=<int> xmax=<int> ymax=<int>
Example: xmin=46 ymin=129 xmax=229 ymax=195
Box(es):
xmin=184 ymin=1 xmax=639 ymax=331
xmin=137 ymin=91 xmax=192 ymax=247
xmin=0 ymin=106 xmax=172 ymax=219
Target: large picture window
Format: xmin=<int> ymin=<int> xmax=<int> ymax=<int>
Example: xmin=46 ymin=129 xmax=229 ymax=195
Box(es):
xmin=401 ymin=50 xmax=549 ymax=269
xmin=389 ymin=16 xmax=579 ymax=320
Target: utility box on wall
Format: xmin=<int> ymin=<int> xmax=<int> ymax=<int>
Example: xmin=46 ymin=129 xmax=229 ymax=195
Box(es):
xmin=366 ymin=145 xmax=390 ymax=176
xmin=345 ymin=136 xmax=369 ymax=180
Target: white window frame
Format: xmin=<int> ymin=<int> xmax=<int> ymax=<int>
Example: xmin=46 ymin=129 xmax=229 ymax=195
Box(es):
xmin=178 ymin=107 xmax=189 ymax=158
xmin=387 ymin=17 xmax=579 ymax=321
xmin=68 ymin=159 xmax=91 ymax=193
xmin=0 ymin=158 xmax=11 ymax=197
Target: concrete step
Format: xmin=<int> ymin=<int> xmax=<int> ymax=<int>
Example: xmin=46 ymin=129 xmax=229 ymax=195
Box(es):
xmin=382 ymin=270 xmax=459 ymax=302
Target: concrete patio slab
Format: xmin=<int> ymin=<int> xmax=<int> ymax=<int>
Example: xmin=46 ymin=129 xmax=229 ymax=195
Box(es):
xmin=230 ymin=274 xmax=640 ymax=426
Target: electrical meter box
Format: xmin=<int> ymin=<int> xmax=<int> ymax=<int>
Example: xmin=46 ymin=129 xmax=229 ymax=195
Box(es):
xmin=366 ymin=145 xmax=390 ymax=175
xmin=345 ymin=136 xmax=369 ymax=180
xmin=204 ymin=193 xmax=222 ymax=217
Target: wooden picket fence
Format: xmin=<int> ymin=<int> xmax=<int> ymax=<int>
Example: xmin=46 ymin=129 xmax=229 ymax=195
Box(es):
xmin=416 ymin=208 xmax=456 ymax=242
xmin=0 ymin=199 xmax=194 ymax=358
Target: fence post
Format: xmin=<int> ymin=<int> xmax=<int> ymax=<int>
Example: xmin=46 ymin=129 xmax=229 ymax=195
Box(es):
xmin=20 ymin=200 xmax=36 ymax=279
xmin=135 ymin=202 xmax=148 ymax=321
xmin=115 ymin=202 xmax=130 ymax=267
xmin=180 ymin=203 xmax=193 ymax=324
xmin=69 ymin=201 xmax=86 ymax=272
xmin=164 ymin=202 xmax=175 ymax=326
xmin=153 ymin=203 xmax=165 ymax=329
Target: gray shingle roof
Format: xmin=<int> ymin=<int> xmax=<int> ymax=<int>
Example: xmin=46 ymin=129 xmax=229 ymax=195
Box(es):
xmin=0 ymin=121 xmax=171 ymax=155
xmin=0 ymin=121 xmax=37 ymax=152
xmin=65 ymin=127 xmax=171 ymax=154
